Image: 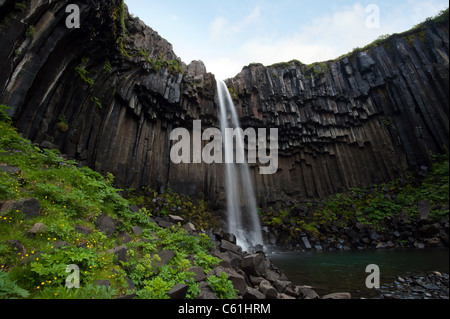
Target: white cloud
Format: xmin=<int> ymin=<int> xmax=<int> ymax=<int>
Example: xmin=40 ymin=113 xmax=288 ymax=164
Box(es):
xmin=209 ymin=6 xmax=262 ymax=42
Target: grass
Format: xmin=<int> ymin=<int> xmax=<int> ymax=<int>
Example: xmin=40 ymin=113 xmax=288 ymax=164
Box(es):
xmin=0 ymin=105 xmax=232 ymax=299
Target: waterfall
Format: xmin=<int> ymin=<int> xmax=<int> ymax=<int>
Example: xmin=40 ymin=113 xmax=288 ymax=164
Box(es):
xmin=216 ymin=79 xmax=264 ymax=251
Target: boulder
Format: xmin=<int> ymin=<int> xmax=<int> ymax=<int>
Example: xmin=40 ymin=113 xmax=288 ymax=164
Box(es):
xmin=155 ymin=250 xmax=176 ymax=267
xmin=301 ymin=236 xmax=312 ymax=249
xmin=242 ymin=253 xmax=266 ymax=276
xmin=265 ymin=269 xmax=281 ymax=283
xmin=259 ymin=280 xmax=278 ymax=299
xmin=132 ymin=226 xmax=143 ymax=235
xmin=167 ymin=283 xmax=189 ymax=299
xmin=273 ymin=280 xmax=292 ymax=293
xmin=168 ymin=214 xmax=186 ymax=225
xmin=197 ymin=282 xmax=218 ymax=299
xmin=109 ymin=246 xmax=128 ymax=265
xmin=189 ymin=266 xmax=206 ymax=282
xmin=95 ymin=215 xmax=116 ymax=237
xmin=243 ymin=287 xmax=266 ymax=299
xmin=0 ymin=164 xmax=21 ymax=175
xmin=117 ymin=231 xmax=132 ymax=244
xmin=418 ymin=200 xmax=431 ymax=222
xmin=26 ymin=223 xmax=47 ymax=237
xmin=220 ymin=239 xmax=242 ymax=254
xmin=322 ymin=292 xmax=352 ymax=299
xmin=1 ymin=198 xmax=40 ymax=219
xmin=210 ymin=267 xmax=246 ymax=295
xmin=75 ymin=225 xmax=91 ymax=237
xmin=296 ymin=286 xmax=320 ymax=299
xmin=183 ymin=222 xmax=196 ymax=233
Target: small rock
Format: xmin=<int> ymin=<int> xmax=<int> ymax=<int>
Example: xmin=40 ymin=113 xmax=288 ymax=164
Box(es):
xmin=189 ymin=266 xmax=206 ymax=282
xmin=117 ymin=231 xmax=132 ymax=244
xmin=75 ymin=225 xmax=91 ymax=237
xmin=167 ymin=283 xmax=189 ymax=299
xmin=296 ymin=286 xmax=320 ymax=299
xmin=243 ymin=287 xmax=266 ymax=299
xmin=95 ymin=215 xmax=116 ymax=237
xmin=132 ymin=225 xmax=143 ymax=235
xmin=39 ymin=141 xmax=58 ymax=150
xmin=155 ymin=250 xmax=175 ymax=267
xmin=0 ymin=164 xmax=21 ymax=175
xmin=109 ymin=245 xmax=128 ymax=265
xmin=26 ymin=223 xmax=47 ymax=237
xmin=168 ymin=214 xmax=186 ymax=225
xmin=322 ymin=292 xmax=352 ymax=299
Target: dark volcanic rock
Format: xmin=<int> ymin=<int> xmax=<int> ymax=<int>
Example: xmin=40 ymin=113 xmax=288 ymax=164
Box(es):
xmin=0 ymin=1 xmax=447 ymax=208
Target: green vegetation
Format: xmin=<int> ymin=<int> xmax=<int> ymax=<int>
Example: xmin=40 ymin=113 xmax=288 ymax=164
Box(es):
xmin=14 ymin=3 xmax=27 ymax=11
xmin=111 ymin=0 xmax=129 ymax=57
xmin=75 ymin=66 xmax=94 ymax=88
xmin=57 ymin=115 xmax=69 ymax=133
xmin=25 ymin=26 xmax=35 ymax=38
xmin=127 ymin=187 xmax=219 ymax=232
xmin=0 ymin=106 xmax=233 ymax=299
xmin=207 ymin=272 xmax=238 ymax=299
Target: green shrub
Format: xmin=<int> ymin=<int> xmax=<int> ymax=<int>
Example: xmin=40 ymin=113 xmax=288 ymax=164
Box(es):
xmin=0 ymin=270 xmax=30 ymax=299
xmin=207 ymin=272 xmax=238 ymax=299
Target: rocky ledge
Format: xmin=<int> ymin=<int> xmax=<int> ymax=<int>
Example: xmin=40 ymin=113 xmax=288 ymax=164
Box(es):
xmin=378 ymin=272 xmax=449 ymax=299
xmin=155 ymin=215 xmax=351 ymax=300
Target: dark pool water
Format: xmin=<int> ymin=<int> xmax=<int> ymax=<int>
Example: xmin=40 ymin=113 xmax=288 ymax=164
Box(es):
xmin=269 ymin=248 xmax=449 ymax=298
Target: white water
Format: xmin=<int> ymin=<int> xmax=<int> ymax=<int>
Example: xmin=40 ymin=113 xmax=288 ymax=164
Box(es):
xmin=216 ymin=80 xmax=263 ymax=251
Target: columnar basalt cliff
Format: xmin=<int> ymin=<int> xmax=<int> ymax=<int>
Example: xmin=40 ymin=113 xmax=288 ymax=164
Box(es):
xmin=227 ymin=22 xmax=449 ymax=204
xmin=0 ymin=0 xmax=448 ymax=207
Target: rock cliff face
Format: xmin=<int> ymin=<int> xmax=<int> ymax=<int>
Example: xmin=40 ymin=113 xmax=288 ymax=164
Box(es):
xmin=227 ymin=22 xmax=449 ymax=204
xmin=0 ymin=0 xmax=448 ymax=207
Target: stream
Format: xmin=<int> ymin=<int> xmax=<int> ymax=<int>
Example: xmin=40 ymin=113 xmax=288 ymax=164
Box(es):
xmin=269 ymin=247 xmax=449 ymax=298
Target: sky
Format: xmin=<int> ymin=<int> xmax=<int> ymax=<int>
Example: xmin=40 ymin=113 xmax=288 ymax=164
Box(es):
xmin=125 ymin=0 xmax=448 ymax=80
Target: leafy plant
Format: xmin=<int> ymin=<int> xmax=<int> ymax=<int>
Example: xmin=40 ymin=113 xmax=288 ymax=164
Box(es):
xmin=0 ymin=270 xmax=30 ymax=299
xmin=35 ymin=283 xmax=115 ymax=299
xmin=207 ymin=272 xmax=238 ymax=299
